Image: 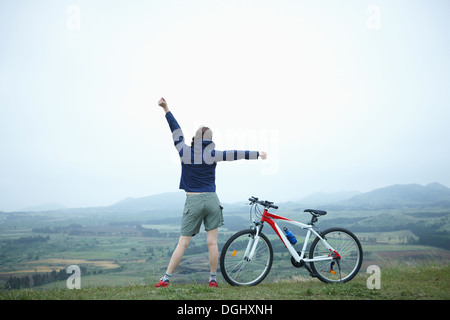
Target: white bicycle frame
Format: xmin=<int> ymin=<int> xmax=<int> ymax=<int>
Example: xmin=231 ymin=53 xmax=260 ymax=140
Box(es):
xmin=245 ymin=208 xmax=336 ymax=263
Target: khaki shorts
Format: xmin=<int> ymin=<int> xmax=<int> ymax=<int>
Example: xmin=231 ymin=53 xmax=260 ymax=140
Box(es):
xmin=180 ymin=192 xmax=224 ymax=237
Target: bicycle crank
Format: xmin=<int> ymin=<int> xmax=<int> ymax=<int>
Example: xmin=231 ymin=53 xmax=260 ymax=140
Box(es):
xmin=290 ymin=252 xmax=319 ymax=278
xmin=291 ymin=252 xmax=304 ymax=268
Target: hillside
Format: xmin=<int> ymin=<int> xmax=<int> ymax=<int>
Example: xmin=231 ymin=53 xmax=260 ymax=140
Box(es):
xmin=298 ymin=190 xmax=361 ymax=205
xmin=337 ymin=182 xmax=450 ymax=209
xmin=19 ymin=202 xmax=67 ymax=212
xmin=14 ymin=182 xmax=450 ymax=215
xmin=105 ymin=182 xmax=450 ymax=212
xmin=109 ymin=191 xmax=186 ymax=212
xmin=1 ymin=263 xmax=449 ymax=300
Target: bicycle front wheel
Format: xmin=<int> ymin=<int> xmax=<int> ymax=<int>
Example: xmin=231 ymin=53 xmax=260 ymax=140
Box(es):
xmin=220 ymin=229 xmax=273 ymax=286
xmin=309 ymin=227 xmax=363 ymax=283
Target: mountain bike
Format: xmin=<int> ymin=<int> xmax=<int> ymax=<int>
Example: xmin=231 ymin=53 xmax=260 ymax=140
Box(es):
xmin=219 ymin=197 xmax=363 ymax=286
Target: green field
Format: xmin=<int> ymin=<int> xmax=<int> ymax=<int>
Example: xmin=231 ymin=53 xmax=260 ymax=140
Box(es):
xmin=1 ymin=207 xmax=449 ymax=300
xmin=1 ymin=262 xmax=449 ymax=300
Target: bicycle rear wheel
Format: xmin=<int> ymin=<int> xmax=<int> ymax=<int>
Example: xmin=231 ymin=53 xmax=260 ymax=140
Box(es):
xmin=309 ymin=227 xmax=363 ymax=283
xmin=220 ymin=229 xmax=273 ymax=286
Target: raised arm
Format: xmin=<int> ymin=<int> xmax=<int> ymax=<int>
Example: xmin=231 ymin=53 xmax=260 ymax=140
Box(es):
xmin=158 ymin=97 xmax=170 ymax=113
xmin=158 ymin=97 xmax=188 ymax=157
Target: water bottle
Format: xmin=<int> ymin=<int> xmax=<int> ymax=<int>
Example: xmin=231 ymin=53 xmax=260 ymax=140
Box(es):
xmin=283 ymin=227 xmax=297 ymax=245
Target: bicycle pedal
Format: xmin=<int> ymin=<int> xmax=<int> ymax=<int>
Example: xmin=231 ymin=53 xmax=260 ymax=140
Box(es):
xmin=330 ymin=270 xmax=336 ymax=275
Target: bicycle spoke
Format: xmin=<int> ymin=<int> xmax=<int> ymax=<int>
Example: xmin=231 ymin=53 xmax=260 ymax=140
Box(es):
xmin=310 ymin=228 xmax=363 ymax=283
xmin=220 ymin=230 xmax=273 ymax=286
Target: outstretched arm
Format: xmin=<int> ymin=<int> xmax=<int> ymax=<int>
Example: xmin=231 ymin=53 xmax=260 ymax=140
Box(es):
xmin=213 ymin=150 xmax=267 ymax=161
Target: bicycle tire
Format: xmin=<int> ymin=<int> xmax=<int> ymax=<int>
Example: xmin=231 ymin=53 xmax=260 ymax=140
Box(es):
xmin=309 ymin=227 xmax=363 ymax=283
xmin=220 ymin=229 xmax=273 ymax=286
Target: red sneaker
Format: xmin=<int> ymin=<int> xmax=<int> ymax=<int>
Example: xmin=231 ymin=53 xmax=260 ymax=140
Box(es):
xmin=155 ymin=279 xmax=169 ymax=288
xmin=209 ymin=280 xmax=218 ymax=288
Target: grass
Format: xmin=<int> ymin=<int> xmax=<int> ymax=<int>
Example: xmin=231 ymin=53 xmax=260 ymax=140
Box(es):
xmin=1 ymin=262 xmax=449 ymax=300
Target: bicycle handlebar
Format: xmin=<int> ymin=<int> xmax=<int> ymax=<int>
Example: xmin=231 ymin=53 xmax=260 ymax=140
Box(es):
xmin=248 ymin=196 xmax=278 ymax=209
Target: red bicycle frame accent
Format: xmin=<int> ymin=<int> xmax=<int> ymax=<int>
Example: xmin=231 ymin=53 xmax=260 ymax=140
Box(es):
xmin=253 ymin=207 xmax=335 ymax=264
xmin=261 ymin=209 xmax=293 ymax=247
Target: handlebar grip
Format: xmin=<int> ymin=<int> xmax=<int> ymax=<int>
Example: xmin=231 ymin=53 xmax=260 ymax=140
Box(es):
xmin=248 ymin=196 xmax=277 ymax=209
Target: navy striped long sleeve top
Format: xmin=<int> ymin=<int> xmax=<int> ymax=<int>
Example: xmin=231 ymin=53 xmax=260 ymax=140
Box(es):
xmin=165 ymin=111 xmax=259 ymax=192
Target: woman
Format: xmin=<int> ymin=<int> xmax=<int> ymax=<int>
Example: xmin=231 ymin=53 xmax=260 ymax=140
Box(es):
xmin=155 ymin=97 xmax=266 ymax=288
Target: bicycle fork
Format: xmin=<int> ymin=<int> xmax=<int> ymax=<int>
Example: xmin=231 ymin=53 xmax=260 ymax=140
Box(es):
xmin=244 ymin=224 xmax=261 ymax=261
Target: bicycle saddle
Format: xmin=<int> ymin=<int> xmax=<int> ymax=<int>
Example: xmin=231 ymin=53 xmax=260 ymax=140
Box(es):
xmin=304 ymin=209 xmax=327 ymax=216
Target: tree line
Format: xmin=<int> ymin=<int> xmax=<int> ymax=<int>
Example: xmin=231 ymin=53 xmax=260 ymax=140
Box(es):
xmin=348 ymin=223 xmax=450 ymax=250
xmin=2 ymin=235 xmax=49 ymax=246
xmin=32 ymin=224 xmax=82 ymax=234
xmin=3 ymin=265 xmax=88 ymax=289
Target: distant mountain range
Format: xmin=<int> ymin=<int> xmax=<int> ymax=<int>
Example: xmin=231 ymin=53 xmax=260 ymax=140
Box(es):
xmin=106 ymin=182 xmax=450 ymax=212
xmin=299 ymin=190 xmax=362 ymax=205
xmin=337 ymin=182 xmax=450 ymax=209
xmin=17 ymin=182 xmax=450 ymax=213
xmin=108 ymin=192 xmax=187 ymax=212
xmin=20 ymin=202 xmax=68 ymax=212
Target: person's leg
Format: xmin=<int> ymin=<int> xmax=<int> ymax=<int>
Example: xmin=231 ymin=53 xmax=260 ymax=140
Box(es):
xmin=206 ymin=228 xmax=218 ymax=275
xmin=156 ymin=235 xmax=191 ymax=287
xmin=167 ymin=194 xmax=200 ymax=275
xmin=166 ymin=235 xmax=191 ymax=274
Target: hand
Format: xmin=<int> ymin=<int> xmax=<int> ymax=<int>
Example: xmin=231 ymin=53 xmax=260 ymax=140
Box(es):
xmin=158 ymin=97 xmax=169 ymax=112
xmin=259 ymin=151 xmax=267 ymax=160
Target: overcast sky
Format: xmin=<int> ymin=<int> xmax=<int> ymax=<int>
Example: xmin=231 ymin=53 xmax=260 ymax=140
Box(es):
xmin=1 ymin=0 xmax=449 ymax=211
